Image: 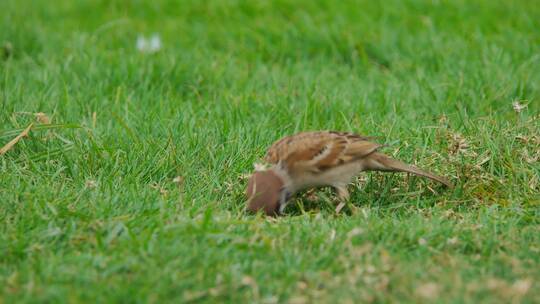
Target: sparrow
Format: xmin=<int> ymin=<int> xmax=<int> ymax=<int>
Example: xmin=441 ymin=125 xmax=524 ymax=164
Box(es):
xmin=245 ymin=131 xmax=453 ymax=216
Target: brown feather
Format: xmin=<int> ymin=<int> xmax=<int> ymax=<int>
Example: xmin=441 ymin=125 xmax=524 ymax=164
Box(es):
xmin=265 ymin=131 xmax=381 ymax=175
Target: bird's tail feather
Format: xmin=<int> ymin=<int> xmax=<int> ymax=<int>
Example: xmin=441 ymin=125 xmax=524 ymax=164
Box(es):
xmin=365 ymin=152 xmax=453 ymax=188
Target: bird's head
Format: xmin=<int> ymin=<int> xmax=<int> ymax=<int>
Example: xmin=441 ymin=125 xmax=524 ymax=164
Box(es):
xmin=245 ymin=169 xmax=284 ymax=216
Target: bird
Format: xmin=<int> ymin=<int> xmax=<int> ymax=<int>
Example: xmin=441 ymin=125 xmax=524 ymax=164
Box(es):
xmin=245 ymin=131 xmax=453 ymax=216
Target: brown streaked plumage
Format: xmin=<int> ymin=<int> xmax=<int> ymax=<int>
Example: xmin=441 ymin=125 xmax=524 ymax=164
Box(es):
xmin=246 ymin=131 xmax=453 ymax=216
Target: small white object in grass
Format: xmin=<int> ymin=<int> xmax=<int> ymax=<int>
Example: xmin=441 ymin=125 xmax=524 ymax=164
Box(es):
xmin=136 ymin=36 xmax=146 ymax=51
xmin=136 ymin=34 xmax=162 ymax=53
xmin=512 ymin=101 xmax=527 ymax=113
xmin=418 ymin=238 xmax=427 ymax=246
xmin=447 ymin=236 xmax=459 ymax=245
xmin=149 ymin=34 xmax=161 ymax=52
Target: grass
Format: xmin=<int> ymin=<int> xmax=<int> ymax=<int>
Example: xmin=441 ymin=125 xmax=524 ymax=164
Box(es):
xmin=1 ymin=0 xmax=539 ymax=302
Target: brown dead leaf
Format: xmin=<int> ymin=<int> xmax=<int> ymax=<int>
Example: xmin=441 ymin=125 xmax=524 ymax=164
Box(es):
xmin=0 ymin=123 xmax=33 ymax=155
xmin=34 ymin=112 xmax=50 ymax=124
xmin=447 ymin=132 xmax=470 ymax=155
xmin=515 ymin=134 xmax=530 ymax=143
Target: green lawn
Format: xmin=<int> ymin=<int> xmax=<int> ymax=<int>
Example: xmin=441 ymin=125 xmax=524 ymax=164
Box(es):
xmin=1 ymin=0 xmax=539 ymax=302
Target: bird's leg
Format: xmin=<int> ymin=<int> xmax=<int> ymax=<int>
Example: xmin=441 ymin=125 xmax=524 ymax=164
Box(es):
xmin=334 ymin=185 xmax=350 ymax=214
xmin=335 ymin=186 xmax=350 ymax=201
xmin=278 ymin=202 xmax=288 ymax=214
xmin=278 ymin=190 xmax=292 ymax=214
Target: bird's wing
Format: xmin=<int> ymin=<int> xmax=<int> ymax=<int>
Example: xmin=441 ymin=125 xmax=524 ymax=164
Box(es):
xmin=264 ymin=131 xmax=382 ymax=175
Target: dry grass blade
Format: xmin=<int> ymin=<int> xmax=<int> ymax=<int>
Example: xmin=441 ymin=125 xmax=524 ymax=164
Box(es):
xmin=335 ymin=202 xmax=346 ymax=214
xmin=0 ymin=123 xmax=33 ymax=155
xmin=0 ymin=124 xmax=80 ymax=139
